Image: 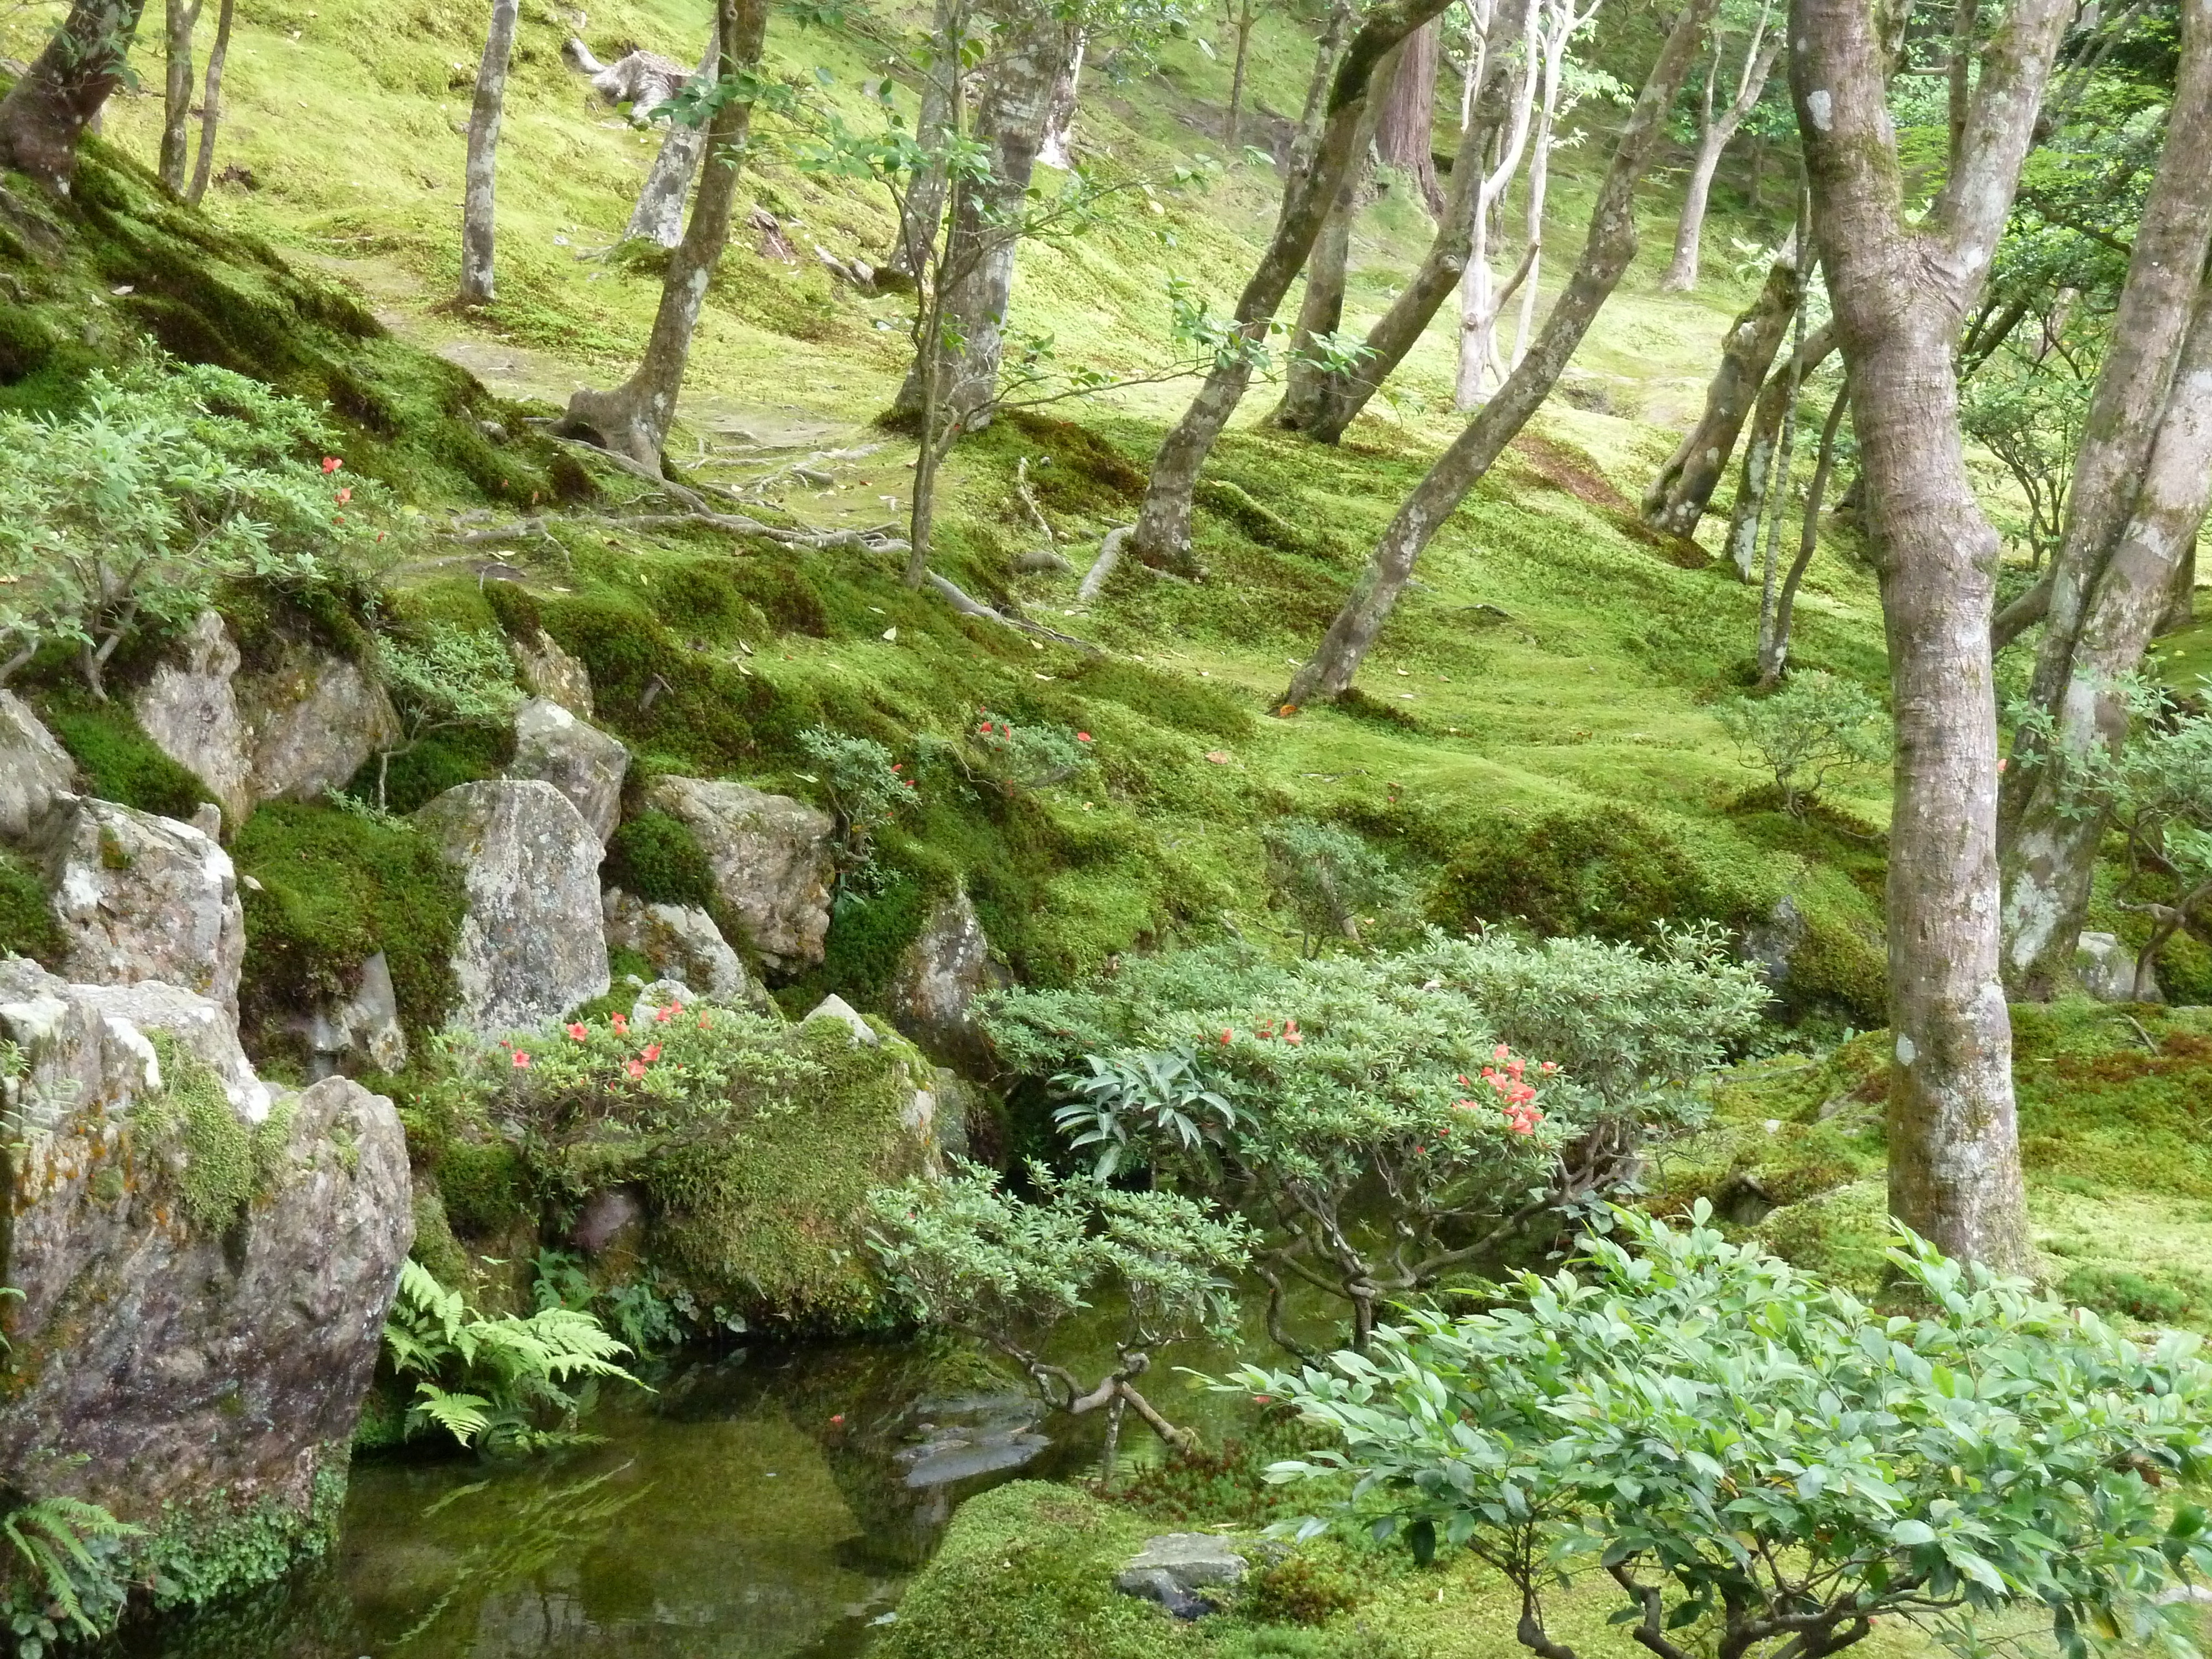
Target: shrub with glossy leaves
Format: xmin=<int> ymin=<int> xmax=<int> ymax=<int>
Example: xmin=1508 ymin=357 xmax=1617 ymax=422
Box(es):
xmin=1239 ymin=1204 xmax=2212 ymax=1659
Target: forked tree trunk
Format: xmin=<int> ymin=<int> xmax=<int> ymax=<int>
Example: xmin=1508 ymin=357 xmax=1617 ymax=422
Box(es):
xmin=1127 ymin=0 xmax=1464 ymax=573
xmin=1280 ymin=0 xmax=1538 ymax=443
xmin=1792 ymin=0 xmax=2073 ymax=1271
xmin=1723 ymin=319 xmax=1836 ymax=578
xmin=1659 ymin=3 xmax=1778 ymax=292
xmin=457 ymin=0 xmax=520 ymax=307
xmin=624 ymin=27 xmax=719 ymax=248
xmin=158 ymin=0 xmax=200 ymax=194
xmin=1280 ymin=0 xmax=1719 ymax=708
xmin=885 ymin=0 xmax=965 ymax=282
xmin=0 ymin=0 xmax=153 ymax=191
xmin=184 ymin=0 xmax=233 ymax=204
xmin=1644 ymin=231 xmax=1805 ymax=538
xmin=1039 ymin=24 xmax=1084 ymax=168
xmin=1378 ymin=18 xmax=1445 ymax=212
xmin=889 ymin=9 xmax=1060 ymax=429
xmin=1999 ymin=0 xmax=2212 ymax=999
xmin=1453 ymin=5 xmax=1544 ymax=409
xmin=560 ymin=0 xmax=770 ymax=472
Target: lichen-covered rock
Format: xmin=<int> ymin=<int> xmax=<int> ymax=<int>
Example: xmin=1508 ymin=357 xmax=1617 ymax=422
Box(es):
xmin=514 ymin=627 xmax=595 ymax=717
xmin=32 ymin=795 xmax=246 ymax=1017
xmin=269 ymin=949 xmax=410 ymax=1079
xmin=645 ymin=776 xmax=834 ymax=972
xmin=602 ymin=885 xmax=755 ymax=1003
xmin=0 ymin=958 xmax=411 ymax=1597
xmin=416 ymin=780 xmax=609 ymax=1034
xmin=2076 ymin=930 xmax=2161 ymax=1004
xmin=509 ymin=697 xmax=629 ymax=843
xmin=1115 ymin=1533 xmax=1251 ymax=1619
xmin=0 ymin=688 xmax=74 ymax=843
xmin=886 ymin=886 xmax=1001 ymax=1065
xmin=132 ymin=608 xmax=252 ymax=826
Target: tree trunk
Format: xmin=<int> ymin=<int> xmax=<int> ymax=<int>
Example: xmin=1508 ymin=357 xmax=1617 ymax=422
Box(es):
xmin=1281 ymin=0 xmax=1720 ymax=708
xmin=624 ymin=26 xmax=719 ymax=248
xmin=1644 ymin=232 xmax=1805 ymax=537
xmin=1284 ymin=0 xmax=1538 ymax=443
xmin=1454 ymin=6 xmax=1544 ymax=409
xmin=1792 ymin=0 xmax=2073 ymax=1271
xmin=1998 ymin=0 xmax=2212 ymax=999
xmin=158 ymin=0 xmax=200 ymax=194
xmin=559 ymin=0 xmax=770 ymax=473
xmin=183 ymin=0 xmax=233 ymax=204
xmin=1759 ymin=378 xmax=1849 ymax=685
xmin=1273 ymin=44 xmax=1402 ymax=430
xmin=1723 ymin=319 xmax=1836 ymax=577
xmin=1039 ymin=25 xmax=1084 ymax=168
xmin=0 ymin=0 xmax=153 ymax=191
xmin=884 ymin=0 xmax=966 ymax=283
xmin=1659 ymin=7 xmax=1778 ymax=291
xmin=1378 ymin=17 xmax=1445 ymax=212
xmin=1225 ymin=0 xmax=1258 ymax=147
xmin=457 ymin=0 xmax=520 ymax=307
xmin=889 ymin=9 xmax=1060 ymax=430
xmin=1127 ymin=0 xmax=1464 ymax=573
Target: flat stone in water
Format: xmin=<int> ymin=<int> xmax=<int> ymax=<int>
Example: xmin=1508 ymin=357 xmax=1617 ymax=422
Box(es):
xmin=899 ymin=1430 xmax=1051 ymax=1488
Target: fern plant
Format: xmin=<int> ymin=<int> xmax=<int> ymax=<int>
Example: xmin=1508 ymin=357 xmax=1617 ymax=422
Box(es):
xmin=382 ymin=1261 xmax=639 ymax=1458
xmin=2 ymin=1495 xmax=141 ymax=1656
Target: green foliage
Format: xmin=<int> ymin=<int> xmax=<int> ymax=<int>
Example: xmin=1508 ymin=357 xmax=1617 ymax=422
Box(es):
xmin=365 ymin=622 xmax=522 ymax=811
xmin=601 ymin=811 xmax=717 ymax=909
xmin=798 ymin=724 xmax=919 ymax=885
xmin=0 ymin=852 xmax=62 ymax=967
xmin=1242 ymin=1204 xmax=2212 ymax=1659
xmin=139 ymin=1462 xmax=347 ymax=1614
xmin=1238 ymin=1553 xmax=1360 ymax=1626
xmin=953 ymin=707 xmax=1100 ymax=794
xmin=1261 ymin=817 xmax=1407 ymax=953
xmin=34 ymin=690 xmax=213 ymax=820
xmin=134 ymin=1036 xmax=295 ymax=1234
xmin=381 ymin=1259 xmax=637 ymax=1455
xmin=1717 ymin=671 xmax=1890 ymax=816
xmin=1 ymin=1496 xmax=140 ymax=1654
xmin=1428 ymin=808 xmax=1724 ymax=943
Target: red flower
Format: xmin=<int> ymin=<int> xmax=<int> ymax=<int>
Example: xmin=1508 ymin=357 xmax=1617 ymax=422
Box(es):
xmin=656 ymin=1003 xmax=676 ymax=1023
xmin=1220 ymin=1028 xmax=1233 ymax=1044
xmin=978 ymin=722 xmax=993 ymax=735
xmin=321 ymin=456 xmax=343 ymax=473
xmin=1076 ymin=732 xmax=1092 ymax=743
xmin=612 ymin=1013 xmax=629 ymax=1034
xmin=626 ymin=1058 xmax=646 ymax=1080
xmin=512 ymin=1051 xmax=531 ymax=1069
xmin=831 ymin=1413 xmax=846 ymax=1426
xmin=567 ymin=1022 xmax=588 ymax=1041
xmin=642 ymin=1043 xmax=662 ymax=1063
xmin=335 ymin=486 xmax=353 ymax=504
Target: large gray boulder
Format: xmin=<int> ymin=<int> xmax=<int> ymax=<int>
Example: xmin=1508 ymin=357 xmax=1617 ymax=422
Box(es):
xmin=32 ymin=795 xmax=246 ymax=1018
xmin=602 ymin=885 xmax=756 ymax=1003
xmin=509 ymin=697 xmax=628 ymax=843
xmin=416 ymin=780 xmax=609 ymax=1034
xmin=0 ymin=689 xmax=74 ymax=843
xmin=645 ymin=776 xmax=834 ymax=973
xmin=886 ymin=885 xmax=1001 ymax=1065
xmin=0 ymin=958 xmax=411 ymax=1584
xmin=132 ymin=608 xmax=252 ymax=825
xmin=2076 ymin=930 xmax=2162 ymax=1004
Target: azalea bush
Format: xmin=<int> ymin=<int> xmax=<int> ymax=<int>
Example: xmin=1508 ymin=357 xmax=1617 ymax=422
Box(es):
xmin=966 ymin=706 xmax=1097 ymax=792
xmin=1238 ymin=1204 xmax=2212 ymax=1659
xmin=0 ymin=359 xmax=394 ymax=698
xmin=982 ymin=931 xmax=1765 ymax=1353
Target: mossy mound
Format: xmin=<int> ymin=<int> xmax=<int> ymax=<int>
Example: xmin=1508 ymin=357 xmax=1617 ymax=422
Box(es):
xmin=31 ymin=690 xmax=215 ymax=822
xmin=0 ymin=849 xmax=62 ymax=965
xmin=602 ymin=810 xmax=718 ymax=909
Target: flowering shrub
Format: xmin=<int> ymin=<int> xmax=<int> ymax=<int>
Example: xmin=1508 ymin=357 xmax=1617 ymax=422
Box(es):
xmin=967 ymin=706 xmax=1097 ymax=792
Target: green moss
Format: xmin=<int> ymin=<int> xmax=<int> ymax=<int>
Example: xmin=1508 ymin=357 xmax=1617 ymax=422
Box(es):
xmin=33 ymin=691 xmax=214 ymax=821
xmin=345 ymin=723 xmax=510 ymax=816
xmin=231 ymin=801 xmax=466 ymax=1040
xmin=135 ymin=1036 xmax=296 ymax=1234
xmin=780 ymin=869 xmax=939 ymax=1013
xmin=435 ymin=1138 xmax=533 ymax=1240
xmin=602 ymin=810 xmax=717 ymax=909
xmin=142 ymin=1455 xmax=347 ymax=1611
xmin=0 ymin=850 xmax=62 ymax=966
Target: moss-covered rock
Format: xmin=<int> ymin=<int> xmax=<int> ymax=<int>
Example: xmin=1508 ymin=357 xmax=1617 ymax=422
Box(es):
xmin=32 ymin=689 xmax=216 ymax=821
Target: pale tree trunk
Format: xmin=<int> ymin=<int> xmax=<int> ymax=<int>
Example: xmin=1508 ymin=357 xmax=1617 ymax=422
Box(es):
xmin=1039 ymin=25 xmax=1084 ymax=168
xmin=1453 ymin=4 xmax=1543 ymax=409
xmin=1759 ymin=378 xmax=1851 ymax=685
xmin=1378 ymin=18 xmax=1445 ymax=212
xmin=184 ymin=0 xmax=233 ymax=205
xmin=1282 ymin=0 xmax=1720 ymax=708
xmin=884 ymin=0 xmax=964 ymax=283
xmin=1127 ymin=0 xmax=1464 ymax=573
xmin=1644 ymin=228 xmax=1806 ymax=538
xmin=560 ymin=0 xmax=770 ymax=472
xmin=1225 ymin=0 xmax=1260 ymax=147
xmin=624 ymin=26 xmax=719 ymax=248
xmin=1282 ymin=0 xmax=1538 ymax=443
xmin=1273 ymin=43 xmax=1402 ymax=430
xmin=890 ymin=7 xmax=1061 ymax=429
xmin=1792 ymin=0 xmax=2073 ymax=1271
xmin=0 ymin=0 xmax=152 ymax=191
xmin=1999 ymin=0 xmax=2212 ymax=999
xmin=1660 ymin=0 xmax=1778 ymax=292
xmin=1724 ymin=319 xmax=1835 ymax=577
xmin=1510 ymin=0 xmax=1605 ymax=368
xmin=158 ymin=0 xmax=200 ymax=194
xmin=457 ymin=0 xmax=520 ymax=307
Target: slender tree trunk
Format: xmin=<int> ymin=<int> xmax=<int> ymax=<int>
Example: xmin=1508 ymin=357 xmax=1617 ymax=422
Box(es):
xmin=1287 ymin=0 xmax=1539 ymax=442
xmin=1379 ymin=17 xmax=1446 ymax=212
xmin=1759 ymin=378 xmax=1848 ymax=685
xmin=624 ymin=26 xmax=719 ymax=248
xmin=1645 ymin=231 xmax=1805 ymax=536
xmin=1455 ymin=7 xmax=1543 ymax=409
xmin=158 ymin=0 xmax=200 ymax=194
xmin=885 ymin=0 xmax=965 ymax=283
xmin=1274 ymin=44 xmax=1402 ymax=430
xmin=1281 ymin=0 xmax=1720 ymax=708
xmin=1226 ymin=0 xmax=1258 ymax=147
xmin=1039 ymin=24 xmax=1084 ymax=169
xmin=457 ymin=0 xmax=520 ymax=307
xmin=0 ymin=0 xmax=153 ymax=191
xmin=560 ymin=0 xmax=770 ymax=472
xmin=1509 ymin=2 xmax=1567 ymax=371
xmin=183 ymin=0 xmax=232 ymax=204
xmin=1753 ymin=249 xmax=1809 ymax=672
xmin=1792 ymin=0 xmax=2073 ymax=1271
xmin=1999 ymin=0 xmax=2212 ymax=998
xmin=1660 ymin=8 xmax=1778 ymax=292
xmin=1128 ymin=0 xmax=1465 ymax=573
xmin=1723 ymin=319 xmax=1836 ymax=577
xmin=890 ymin=9 xmax=1060 ymax=429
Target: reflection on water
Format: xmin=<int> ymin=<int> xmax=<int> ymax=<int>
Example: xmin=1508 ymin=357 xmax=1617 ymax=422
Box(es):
xmin=112 ymin=1341 xmax=1078 ymax=1659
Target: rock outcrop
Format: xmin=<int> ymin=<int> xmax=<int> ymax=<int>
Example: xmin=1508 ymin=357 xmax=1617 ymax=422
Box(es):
xmin=270 ymin=949 xmax=410 ymax=1078
xmin=0 ymin=690 xmax=74 ymax=843
xmin=886 ymin=886 xmax=1000 ymax=1065
xmin=0 ymin=959 xmax=411 ymax=1588
xmin=1115 ymin=1533 xmax=1253 ymax=1619
xmin=645 ymin=776 xmax=834 ymax=972
xmin=508 ymin=697 xmax=628 ymax=843
xmin=602 ymin=886 xmax=755 ymax=1003
xmin=133 ymin=609 xmax=253 ymax=825
xmin=416 ymin=779 xmax=609 ymax=1034
xmin=32 ymin=795 xmax=246 ymax=1016
xmin=513 ymin=627 xmax=595 ymax=717
xmin=2076 ymin=930 xmax=2161 ymax=1004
